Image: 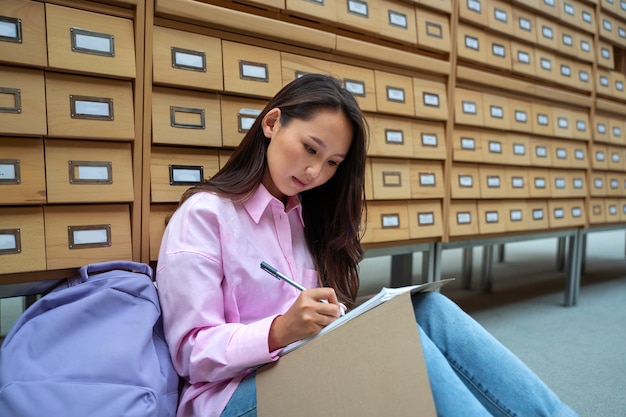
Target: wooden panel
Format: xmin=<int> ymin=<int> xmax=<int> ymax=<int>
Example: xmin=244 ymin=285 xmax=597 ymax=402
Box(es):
xmin=0 ymin=66 xmax=46 ymax=136
xmin=0 ymin=0 xmax=47 ymax=67
xmin=0 ymin=137 xmax=46 ymax=205
xmin=0 ymin=206 xmax=46 ymax=274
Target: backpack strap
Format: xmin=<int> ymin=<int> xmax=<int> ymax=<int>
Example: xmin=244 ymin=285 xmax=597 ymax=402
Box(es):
xmin=75 ymin=261 xmax=153 ymax=285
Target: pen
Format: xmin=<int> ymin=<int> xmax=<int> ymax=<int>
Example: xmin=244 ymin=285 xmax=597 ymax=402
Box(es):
xmin=260 ymin=261 xmax=345 ymax=316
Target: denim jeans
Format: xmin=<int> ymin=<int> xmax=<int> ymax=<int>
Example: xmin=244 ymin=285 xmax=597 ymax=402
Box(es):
xmin=220 ymin=291 xmax=578 ymax=417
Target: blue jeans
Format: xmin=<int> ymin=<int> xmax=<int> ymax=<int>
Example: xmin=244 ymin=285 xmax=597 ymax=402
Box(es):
xmin=221 ymin=291 xmax=578 ymax=417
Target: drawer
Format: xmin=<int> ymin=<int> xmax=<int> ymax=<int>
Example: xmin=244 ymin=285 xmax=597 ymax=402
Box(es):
xmin=558 ymin=28 xmax=577 ymax=58
xmin=45 ymin=4 xmax=135 ymax=79
xmin=374 ymin=70 xmax=414 ymax=116
xmin=509 ymin=99 xmax=533 ymax=133
xmin=448 ymin=201 xmax=479 ymax=237
xmin=548 ymin=199 xmax=586 ymax=228
xmin=574 ymin=32 xmax=594 ymax=63
xmin=536 ymin=18 xmax=560 ymax=51
xmin=0 ymin=0 xmax=47 ymax=67
xmin=152 ymin=86 xmax=222 ymax=147
xmin=606 ymin=173 xmax=621 ymax=197
xmin=594 ymin=115 xmax=610 ymax=143
xmin=504 ymin=167 xmax=529 ymax=198
xmin=0 ymin=137 xmax=46 ymax=205
xmin=452 ymin=128 xmax=483 ymax=163
xmin=529 ymin=138 xmax=552 ymax=167
xmin=478 ymin=165 xmax=505 ymax=199
xmin=511 ymin=42 xmax=536 ymax=77
xmin=535 ymin=49 xmax=557 ymax=83
xmin=554 ymin=141 xmax=588 ymax=169
xmin=366 ymin=114 xmax=414 ymax=158
xmin=408 ymin=199 xmax=443 ymax=239
xmin=485 ymin=35 xmax=511 ymax=71
xmin=454 ymin=89 xmax=484 ymax=126
xmin=477 ymin=200 xmax=507 ymax=234
xmin=526 ymin=200 xmax=549 ymax=230
xmin=459 ymin=0 xmax=489 ymax=26
xmin=528 ymin=168 xmax=551 ymax=198
xmin=588 ymin=198 xmax=605 ymax=224
xmin=608 ymin=146 xmax=623 ymax=171
xmin=45 ymin=72 xmax=135 ymax=140
xmin=573 ymin=62 xmax=592 ymax=92
xmin=379 ymin=0 xmax=417 ymax=45
xmin=506 ymin=133 xmax=531 ymax=166
xmin=149 ymin=203 xmax=177 ymax=261
xmin=487 ymin=0 xmax=514 ymax=35
xmin=150 ymin=146 xmax=220 ymax=203
xmin=220 ymin=95 xmax=267 ymax=148
xmin=505 ymin=201 xmax=530 ymax=232
xmin=591 ymin=145 xmax=609 ymax=170
xmin=281 ymin=52 xmax=332 ymax=86
xmin=417 ymin=0 xmax=452 ymax=13
xmin=0 ymin=206 xmax=46 ymax=274
xmin=596 ymin=69 xmax=612 ymax=97
xmin=411 ymin=120 xmax=446 ymax=160
xmin=597 ymin=40 xmax=614 ymax=69
xmin=45 ymin=139 xmax=134 ymax=203
xmin=609 ymin=118 xmax=624 ymax=144
xmin=285 ymin=0 xmax=338 ymax=22
xmin=573 ymin=2 xmax=595 ymax=33
xmin=480 ymin=131 xmax=511 ymax=166
xmin=360 ymin=201 xmax=410 ymax=244
xmin=571 ymin=109 xmax=591 ymax=141
xmin=413 ymin=77 xmax=448 ymax=120
xmin=44 ymin=204 xmax=132 ymax=270
xmin=410 ymin=160 xmax=444 ymax=199
xmin=531 ymin=102 xmax=553 ymax=136
xmin=368 ymin=158 xmax=411 ymax=200
xmin=152 ymin=26 xmax=223 ymax=91
xmin=590 ymin=171 xmax=607 ymax=197
xmin=611 ymin=72 xmax=626 ymax=101
xmin=331 ymin=62 xmax=377 ymax=112
xmin=415 ymin=7 xmax=451 ymax=53
xmin=605 ymin=199 xmax=620 ymax=223
xmin=550 ymin=170 xmax=582 ymax=198
xmin=512 ymin=6 xmax=537 ymax=43
xmin=482 ymin=93 xmax=510 ymax=130
xmin=599 ymin=14 xmax=617 ymax=43
xmin=222 ymin=40 xmax=282 ymax=98
xmin=0 ymin=66 xmax=46 ymax=136
xmin=551 ymin=107 xmax=573 ymax=138
xmin=336 ymin=0 xmax=381 ymax=35
xmin=450 ymin=163 xmax=480 ymax=199
xmin=457 ymin=24 xmax=488 ymax=64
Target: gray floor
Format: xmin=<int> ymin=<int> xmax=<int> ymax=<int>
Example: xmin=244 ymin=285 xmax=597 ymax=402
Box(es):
xmin=359 ymin=229 xmax=626 ymax=417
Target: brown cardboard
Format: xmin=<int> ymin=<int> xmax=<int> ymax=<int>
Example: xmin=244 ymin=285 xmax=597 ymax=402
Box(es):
xmin=257 ymin=291 xmax=436 ymax=417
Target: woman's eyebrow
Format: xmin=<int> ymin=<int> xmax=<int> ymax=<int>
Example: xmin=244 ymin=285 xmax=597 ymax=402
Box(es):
xmin=310 ymin=136 xmax=347 ymax=158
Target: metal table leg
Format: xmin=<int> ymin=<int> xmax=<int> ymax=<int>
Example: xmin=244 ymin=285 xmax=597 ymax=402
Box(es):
xmin=461 ymin=247 xmax=473 ymax=289
xmin=481 ymin=245 xmax=494 ymax=292
xmin=390 ymin=253 xmax=413 ymax=288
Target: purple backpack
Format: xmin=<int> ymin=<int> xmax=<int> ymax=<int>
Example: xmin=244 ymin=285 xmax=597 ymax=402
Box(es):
xmin=0 ymin=261 xmax=179 ymax=417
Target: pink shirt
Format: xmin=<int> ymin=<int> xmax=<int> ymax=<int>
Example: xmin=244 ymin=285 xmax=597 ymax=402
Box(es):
xmin=156 ymin=185 xmax=318 ymax=417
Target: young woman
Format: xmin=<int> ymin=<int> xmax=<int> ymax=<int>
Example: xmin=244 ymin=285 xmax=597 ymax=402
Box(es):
xmin=156 ymin=74 xmax=578 ymax=417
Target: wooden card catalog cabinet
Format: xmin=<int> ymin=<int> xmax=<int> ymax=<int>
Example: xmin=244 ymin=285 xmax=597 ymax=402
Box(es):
xmin=220 ymin=95 xmax=267 ymax=148
xmin=454 ymin=89 xmax=484 ymax=127
xmin=457 ymin=24 xmax=488 ymax=64
xmin=45 ymin=4 xmax=136 ymax=79
xmin=152 ymin=86 xmax=222 ymax=147
xmin=410 ymin=160 xmax=444 ymax=199
xmin=408 ymin=200 xmax=442 ymax=239
xmin=0 ymin=137 xmax=46 ymax=205
xmin=222 ymin=41 xmax=282 ymax=98
xmin=0 ymin=206 xmax=46 ymax=274
xmin=153 ymin=26 xmax=223 ymax=91
xmin=45 ymin=139 xmax=134 ymax=203
xmin=527 ymin=200 xmax=549 ymax=230
xmin=0 ymin=0 xmax=47 ymax=67
xmin=45 ymin=73 xmax=135 ymax=140
xmin=369 ymin=158 xmax=411 ymax=200
xmin=477 ymin=200 xmax=507 ymax=234
xmin=450 ymin=163 xmax=480 ymax=199
xmin=360 ymin=201 xmax=409 ymax=243
xmin=412 ymin=120 xmax=446 ymax=160
xmin=0 ymin=66 xmax=46 ymax=136
xmin=413 ymin=78 xmax=448 ymax=121
xmin=448 ymin=201 xmax=479 ymax=236
xmin=512 ymin=6 xmax=537 ymax=43
xmin=374 ymin=70 xmax=415 ymax=117
xmin=415 ymin=8 xmax=451 ymax=53
xmin=44 ymin=204 xmax=132 ymax=269
xmin=366 ymin=114 xmax=414 ymax=158
xmin=452 ymin=129 xmax=483 ymax=163
xmin=482 ymin=93 xmax=510 ymax=131
xmin=379 ymin=0 xmax=417 ymax=45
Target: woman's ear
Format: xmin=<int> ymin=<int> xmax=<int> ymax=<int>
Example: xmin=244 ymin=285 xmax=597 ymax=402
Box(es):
xmin=262 ymin=108 xmax=281 ymax=138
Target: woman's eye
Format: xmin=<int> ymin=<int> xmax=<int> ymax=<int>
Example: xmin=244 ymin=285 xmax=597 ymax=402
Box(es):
xmin=304 ymin=145 xmax=316 ymax=154
xmin=328 ymin=160 xmax=339 ymax=167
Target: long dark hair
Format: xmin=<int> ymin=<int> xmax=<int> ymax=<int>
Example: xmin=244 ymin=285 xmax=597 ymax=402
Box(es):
xmin=179 ymin=74 xmax=368 ymax=306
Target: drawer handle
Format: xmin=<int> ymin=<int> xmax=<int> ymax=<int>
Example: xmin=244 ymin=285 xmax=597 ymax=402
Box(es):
xmin=68 ymin=224 xmax=111 ymax=249
xmin=170 ymin=106 xmax=206 ymax=129
xmin=0 ymin=159 xmax=20 ymax=184
xmin=419 ymin=173 xmax=436 ymax=186
xmin=421 ymin=133 xmax=438 ymax=147
xmin=348 ymin=0 xmax=369 ymax=17
xmin=386 ymin=86 xmax=405 ymax=103
xmin=425 ymin=21 xmax=443 ymax=39
xmin=344 ymin=79 xmax=366 ymax=97
xmin=169 ymin=164 xmax=204 ymax=186
xmin=532 ymin=209 xmax=544 ymax=220
xmin=68 ymin=160 xmax=113 ymax=184
xmin=238 ymin=108 xmax=261 ymax=133
xmin=456 ymin=211 xmax=471 ymax=225
xmin=423 ymin=92 xmax=440 ymax=108
xmin=487 ymin=176 xmax=500 ymax=188
xmin=0 ymin=16 xmax=22 ymax=44
xmin=70 ymin=27 xmax=115 ymax=57
xmin=460 ymin=137 xmax=475 ymax=150
xmin=70 ymin=95 xmax=114 ymax=121
xmin=239 ymin=60 xmax=269 ymax=82
xmin=488 ymin=141 xmax=502 ymax=154
xmin=388 ymin=10 xmax=408 ymax=29
xmin=485 ymin=211 xmax=499 ymax=224
xmin=417 ymin=212 xmax=434 ymax=226
xmin=380 ymin=213 xmax=399 ymax=229
xmin=384 ymin=129 xmax=404 ymax=145
xmin=553 ymin=208 xmax=565 ymax=219
xmin=0 ymin=228 xmax=21 ymax=255
xmin=382 ymin=171 xmax=402 ymax=187
xmin=510 ymin=210 xmax=523 ymax=222
xmin=171 ymin=46 xmax=206 ymax=72
xmin=0 ymin=87 xmax=21 ymax=114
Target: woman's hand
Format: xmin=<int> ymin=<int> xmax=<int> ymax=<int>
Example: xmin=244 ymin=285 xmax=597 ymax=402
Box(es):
xmin=268 ymin=287 xmax=343 ymax=351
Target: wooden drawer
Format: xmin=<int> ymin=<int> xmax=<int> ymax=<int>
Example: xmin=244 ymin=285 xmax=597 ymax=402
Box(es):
xmin=411 ymin=120 xmax=446 ymax=160
xmin=45 ymin=139 xmax=133 ymax=203
xmin=379 ymin=0 xmax=417 ymax=45
xmin=220 ymin=95 xmax=267 ymax=148
xmin=609 ymin=118 xmax=624 ymax=144
xmin=596 ymin=69 xmax=612 ymax=97
xmin=0 ymin=0 xmax=47 ymax=67
xmin=0 ymin=137 xmax=46 ymax=205
xmin=281 ymin=52 xmax=332 ymax=86
xmin=361 ymin=201 xmax=410 ymax=244
xmin=530 ymin=138 xmax=552 ymax=167
xmin=410 ymin=160 xmax=444 ymax=199
xmin=417 ymin=0 xmax=451 ymax=13
xmin=222 ymin=40 xmax=282 ymax=98
xmin=482 ymin=93 xmax=511 ymax=130
xmin=591 ymin=145 xmax=609 ymax=170
xmin=152 ymin=86 xmax=222 ymax=147
xmin=336 ymin=0 xmax=381 ymax=35
xmin=574 ymin=32 xmax=594 ymax=63
xmin=450 ymin=163 xmax=480 ymax=199
xmin=413 ymin=77 xmax=448 ymax=120
xmin=452 ymin=128 xmax=483 ymax=163
xmin=511 ymin=42 xmax=536 ymax=77
xmin=588 ymin=198 xmax=605 ymax=224
xmin=590 ymin=171 xmax=607 ymax=197
xmin=369 ymin=158 xmax=411 ymax=200
xmin=285 ymin=0 xmax=338 ymax=22
xmin=571 ymin=109 xmax=591 ymax=141
xmin=526 ymin=200 xmax=549 ymax=230
xmin=509 ymin=98 xmax=533 ymax=133
xmin=606 ymin=173 xmax=621 ymax=197
xmin=597 ymin=40 xmax=614 ymax=69
xmin=457 ymin=24 xmax=488 ymax=64
xmin=44 ymin=204 xmax=132 ymax=270
xmin=608 ymin=146 xmax=623 ymax=171
xmin=45 ymin=72 xmax=135 ymax=140
xmin=0 ymin=206 xmax=46 ymax=274
xmin=374 ymin=70 xmax=414 ymax=116
xmin=478 ymin=165 xmax=505 ymax=199
xmin=331 ymin=62 xmax=377 ymax=112
xmin=504 ymin=168 xmax=530 ymax=198
xmin=512 ymin=6 xmax=537 ymax=43
xmin=536 ymin=17 xmax=560 ymax=51
xmin=477 ymin=200 xmax=507 ymax=234
xmin=150 ymin=146 xmax=220 ymax=203
xmin=605 ymin=199 xmax=620 ymax=223
xmin=528 ymin=168 xmax=551 ymax=198
xmin=0 ymin=66 xmax=46 ymax=136
xmin=366 ymin=114 xmax=414 ymax=158
xmin=408 ymin=199 xmax=443 ymax=239
xmin=487 ymin=0 xmax=514 ymax=35
xmin=611 ymin=72 xmax=626 ymax=101
xmin=459 ymin=0 xmax=489 ymax=26
xmin=551 ymin=107 xmax=573 ymax=138
xmin=454 ymin=89 xmax=484 ymax=126
xmin=45 ymin=4 xmax=135 ymax=79
xmin=149 ymin=203 xmax=177 ymax=261
xmin=448 ymin=200 xmax=479 ymax=237
xmin=505 ymin=201 xmax=530 ymax=232
xmin=152 ymin=26 xmax=223 ymax=91
xmin=415 ymin=7 xmax=451 ymax=53
xmin=550 ymin=170 xmax=585 ymax=198
xmin=531 ymin=103 xmax=553 ymax=136
xmin=594 ymin=115 xmax=610 ymax=143
xmin=485 ymin=35 xmax=511 ymax=71
xmin=506 ymin=133 xmax=531 ymax=166
xmin=549 ymin=199 xmax=586 ymax=228
xmin=535 ymin=49 xmax=557 ymax=83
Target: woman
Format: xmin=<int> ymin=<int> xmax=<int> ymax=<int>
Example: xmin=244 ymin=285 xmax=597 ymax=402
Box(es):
xmin=156 ymin=74 xmax=578 ymax=417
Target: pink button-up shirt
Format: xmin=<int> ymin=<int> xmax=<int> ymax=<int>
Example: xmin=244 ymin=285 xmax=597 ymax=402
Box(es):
xmin=156 ymin=185 xmax=318 ymax=417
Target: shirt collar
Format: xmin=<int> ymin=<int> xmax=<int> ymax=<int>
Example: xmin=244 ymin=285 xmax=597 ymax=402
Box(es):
xmin=243 ymin=184 xmax=304 ymax=226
